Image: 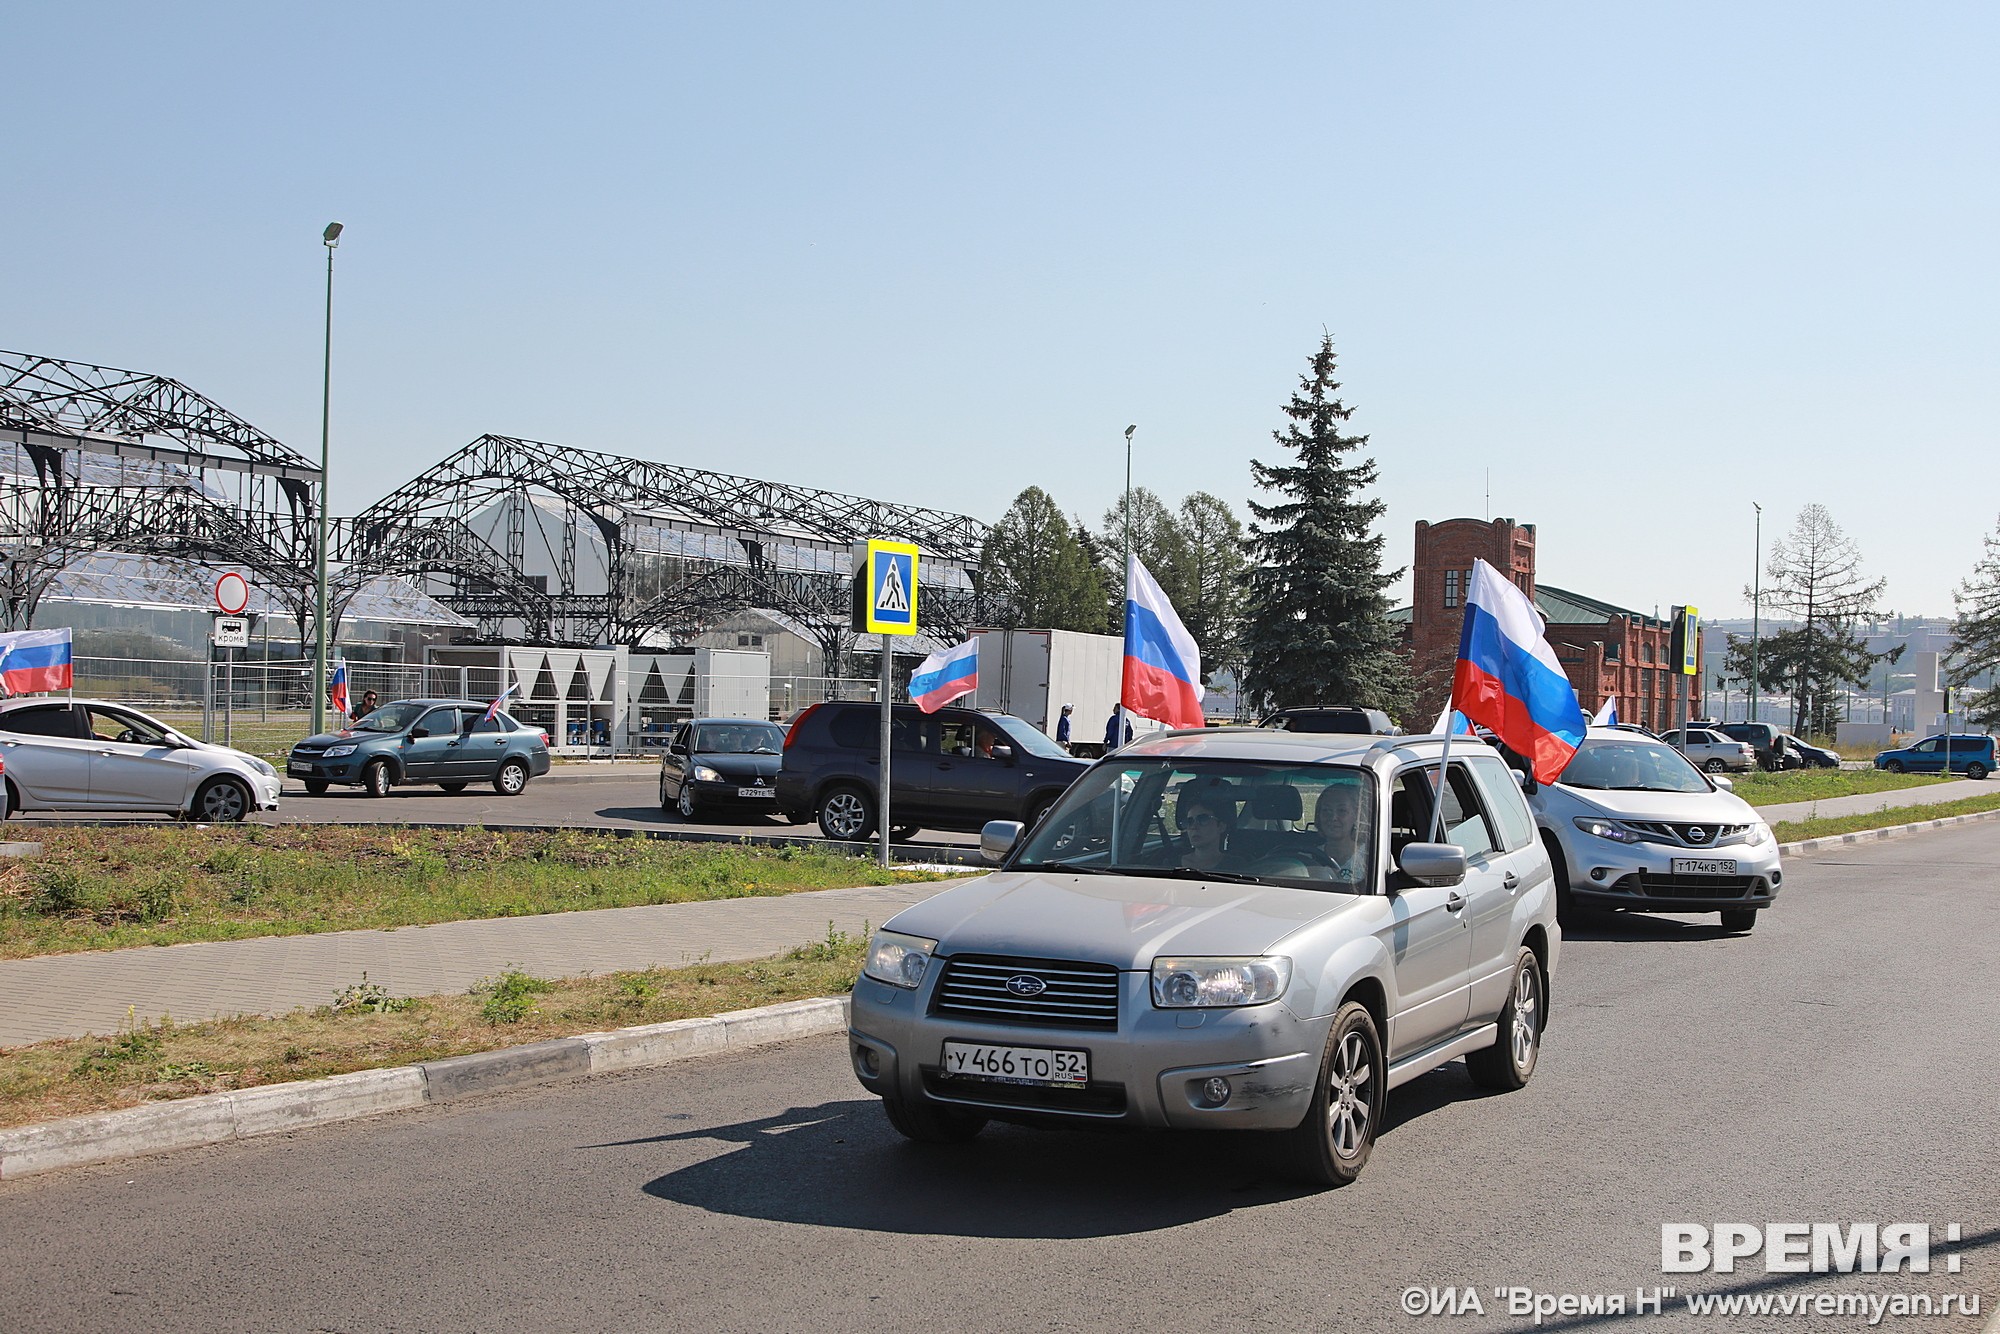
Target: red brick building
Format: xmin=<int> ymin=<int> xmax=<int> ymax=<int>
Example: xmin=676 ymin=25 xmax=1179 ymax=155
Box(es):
xmin=1402 ymin=517 xmax=1697 ymax=734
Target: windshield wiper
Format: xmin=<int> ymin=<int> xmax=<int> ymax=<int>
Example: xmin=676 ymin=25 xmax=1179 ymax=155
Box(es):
xmin=750 ymin=746 xmax=779 ymax=754
xmin=1010 ymin=860 xmax=1116 ymax=875
xmin=1140 ymin=867 xmax=1265 ymax=885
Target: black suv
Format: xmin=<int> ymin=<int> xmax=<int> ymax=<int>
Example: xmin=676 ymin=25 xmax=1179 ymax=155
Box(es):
xmin=776 ymin=701 xmax=1089 ymax=841
xmin=1259 ymin=707 xmax=1401 ymax=735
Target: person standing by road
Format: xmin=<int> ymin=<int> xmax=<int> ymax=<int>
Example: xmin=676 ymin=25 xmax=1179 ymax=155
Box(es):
xmin=1055 ymin=703 xmax=1074 ymax=751
xmin=1104 ymin=708 xmax=1132 ymax=752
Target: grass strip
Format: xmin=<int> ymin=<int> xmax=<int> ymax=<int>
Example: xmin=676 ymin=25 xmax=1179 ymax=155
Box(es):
xmin=0 ymin=825 xmax=949 ymax=960
xmin=1774 ymin=791 xmax=2000 ymax=843
xmin=0 ymin=930 xmax=867 ymax=1130
xmin=1726 ymin=769 xmax=1949 ymax=807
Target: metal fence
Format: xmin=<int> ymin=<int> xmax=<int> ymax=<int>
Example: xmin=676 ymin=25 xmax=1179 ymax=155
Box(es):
xmin=67 ymin=654 xmax=888 ymax=754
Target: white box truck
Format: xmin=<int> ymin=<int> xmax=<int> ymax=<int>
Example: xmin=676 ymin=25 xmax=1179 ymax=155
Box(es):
xmin=970 ymin=627 xmax=1157 ymax=756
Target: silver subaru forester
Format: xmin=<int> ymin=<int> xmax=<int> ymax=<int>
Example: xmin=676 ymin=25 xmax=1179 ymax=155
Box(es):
xmin=849 ymin=727 xmax=1561 ymax=1187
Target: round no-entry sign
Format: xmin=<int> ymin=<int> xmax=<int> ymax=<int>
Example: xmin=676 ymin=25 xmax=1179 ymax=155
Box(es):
xmin=215 ymin=572 xmax=251 ymax=615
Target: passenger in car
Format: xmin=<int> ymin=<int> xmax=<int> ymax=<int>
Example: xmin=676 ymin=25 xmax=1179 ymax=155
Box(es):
xmin=1311 ymin=783 xmax=1372 ymax=881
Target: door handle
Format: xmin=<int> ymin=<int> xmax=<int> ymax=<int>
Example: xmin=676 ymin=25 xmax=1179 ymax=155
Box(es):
xmin=1503 ymin=871 xmax=1519 ymax=890
xmin=97 ymin=749 xmax=114 ymax=757
xmin=937 ymin=762 xmax=954 ymax=770
xmin=1445 ymin=891 xmax=1467 ymax=913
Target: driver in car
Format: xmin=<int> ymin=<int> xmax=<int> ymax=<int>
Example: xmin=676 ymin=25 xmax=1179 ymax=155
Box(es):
xmin=1176 ymin=783 xmax=1237 ymax=873
xmin=1310 ymin=783 xmax=1372 ymax=881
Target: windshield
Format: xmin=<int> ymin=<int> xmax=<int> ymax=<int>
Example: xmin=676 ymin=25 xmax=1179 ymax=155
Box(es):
xmin=693 ymin=722 xmax=784 ymax=754
xmin=1011 ymin=758 xmax=1378 ymax=891
xmin=990 ymin=715 xmax=1073 ymax=761
xmin=1558 ymin=739 xmax=1709 ymax=793
xmin=351 ymin=702 xmax=427 ymax=733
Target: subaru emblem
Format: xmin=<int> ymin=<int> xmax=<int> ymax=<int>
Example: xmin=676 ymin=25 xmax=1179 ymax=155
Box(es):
xmin=1005 ymin=974 xmax=1047 ymax=997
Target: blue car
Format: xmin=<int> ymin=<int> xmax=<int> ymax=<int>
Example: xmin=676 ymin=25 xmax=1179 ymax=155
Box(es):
xmin=1873 ymin=734 xmax=1992 ymax=780
xmin=289 ymin=698 xmax=552 ymax=797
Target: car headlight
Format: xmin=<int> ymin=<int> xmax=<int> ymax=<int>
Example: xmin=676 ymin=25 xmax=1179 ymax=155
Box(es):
xmin=1737 ymin=822 xmax=1772 ymax=847
xmin=1151 ymin=956 xmax=1292 ymax=1009
xmin=862 ymin=930 xmax=936 ymax=989
xmin=322 ymin=744 xmax=358 ymax=758
xmin=692 ymin=764 xmax=723 ymax=783
xmin=248 ymin=757 xmax=277 ymax=777
xmin=1573 ymin=816 xmax=1643 ymax=844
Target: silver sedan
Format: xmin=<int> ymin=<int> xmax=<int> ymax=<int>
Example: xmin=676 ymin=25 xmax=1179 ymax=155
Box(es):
xmin=849 ymin=728 xmax=1561 ymax=1187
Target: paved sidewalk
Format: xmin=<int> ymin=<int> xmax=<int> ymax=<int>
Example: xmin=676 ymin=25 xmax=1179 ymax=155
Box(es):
xmin=1757 ymin=777 xmax=1990 ymax=825
xmin=0 ymin=880 xmax=952 ymax=1049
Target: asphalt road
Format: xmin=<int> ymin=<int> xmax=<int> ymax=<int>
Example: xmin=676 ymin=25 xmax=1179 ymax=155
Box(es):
xmin=3 ymin=824 xmax=1997 ymax=1333
xmin=12 ymin=769 xmax=981 ymax=849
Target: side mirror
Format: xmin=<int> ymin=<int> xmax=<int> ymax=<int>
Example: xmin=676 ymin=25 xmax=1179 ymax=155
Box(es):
xmin=1396 ymin=842 xmax=1467 ymax=888
xmin=992 ymin=744 xmax=1015 ymax=764
xmin=980 ymin=819 xmax=1024 ymax=865
xmin=409 ymin=727 xmax=429 ymax=740
xmin=1711 ymin=775 xmax=1734 ymax=791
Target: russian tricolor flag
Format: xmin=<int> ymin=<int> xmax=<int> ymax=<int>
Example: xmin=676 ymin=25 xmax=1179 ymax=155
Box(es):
xmin=1122 ymin=555 xmax=1204 ymax=730
xmin=1590 ymin=696 xmax=1618 ymax=727
xmin=328 ymin=659 xmax=350 ymax=719
xmin=0 ymin=628 xmax=74 ymax=696
xmin=909 ymin=639 xmax=978 ymax=713
xmin=1451 ymin=558 xmax=1587 ymax=783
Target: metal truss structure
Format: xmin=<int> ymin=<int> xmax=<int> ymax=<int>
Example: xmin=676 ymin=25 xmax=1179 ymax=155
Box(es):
xmin=342 ymin=434 xmax=990 ymax=668
xmin=0 ymin=350 xmax=323 ymax=635
xmin=2 ymin=353 xmax=993 ymax=668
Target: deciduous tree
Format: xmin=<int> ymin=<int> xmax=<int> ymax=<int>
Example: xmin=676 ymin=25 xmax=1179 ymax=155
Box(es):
xmin=1947 ymin=515 xmax=2000 ymax=726
xmin=1745 ymin=504 xmax=1894 ymax=737
xmin=978 ymin=487 xmax=1109 ymax=633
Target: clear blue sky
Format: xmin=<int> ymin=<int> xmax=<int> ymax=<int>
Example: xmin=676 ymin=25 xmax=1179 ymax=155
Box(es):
xmin=6 ymin=3 xmax=1994 ymax=619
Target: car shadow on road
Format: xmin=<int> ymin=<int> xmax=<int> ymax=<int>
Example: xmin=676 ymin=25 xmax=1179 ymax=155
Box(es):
xmin=1558 ymin=911 xmax=1744 ymax=943
xmin=612 ymin=1097 xmax=1331 ymax=1236
xmin=593 ymin=805 xmax=791 ymax=828
xmin=612 ymin=1076 xmax=1498 ymax=1237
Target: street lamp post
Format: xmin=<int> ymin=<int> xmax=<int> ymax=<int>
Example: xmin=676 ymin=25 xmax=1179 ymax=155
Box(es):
xmin=1749 ymin=501 xmax=1762 ymax=725
xmin=313 ymin=221 xmax=342 ymax=737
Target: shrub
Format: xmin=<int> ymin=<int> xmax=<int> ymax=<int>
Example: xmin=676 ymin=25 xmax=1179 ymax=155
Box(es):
xmin=474 ymin=967 xmax=554 ymax=1024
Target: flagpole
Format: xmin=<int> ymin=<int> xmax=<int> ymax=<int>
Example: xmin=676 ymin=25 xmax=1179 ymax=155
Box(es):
xmin=1428 ymin=699 xmax=1456 ymax=845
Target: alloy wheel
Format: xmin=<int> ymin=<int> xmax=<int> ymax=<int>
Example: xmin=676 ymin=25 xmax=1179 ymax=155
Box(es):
xmin=197 ymin=782 xmax=248 ymax=822
xmin=1325 ymin=1029 xmax=1374 ymax=1157
xmin=823 ymin=791 xmax=868 ymax=839
xmin=1510 ymin=956 xmax=1541 ymax=1071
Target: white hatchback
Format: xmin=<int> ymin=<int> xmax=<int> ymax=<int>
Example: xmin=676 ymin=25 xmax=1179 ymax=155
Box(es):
xmin=0 ymin=698 xmax=281 ymax=822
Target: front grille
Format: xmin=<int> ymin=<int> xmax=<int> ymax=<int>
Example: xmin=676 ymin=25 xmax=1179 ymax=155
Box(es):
xmin=922 ymin=1068 xmax=1127 ymax=1115
xmin=1620 ymin=821 xmax=1753 ymax=848
xmin=1616 ymin=872 xmax=1762 ymax=899
xmin=932 ymin=955 xmax=1121 ymax=1030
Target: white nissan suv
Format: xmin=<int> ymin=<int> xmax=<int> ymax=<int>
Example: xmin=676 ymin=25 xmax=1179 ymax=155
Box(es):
xmin=1526 ymin=727 xmax=1781 ymax=932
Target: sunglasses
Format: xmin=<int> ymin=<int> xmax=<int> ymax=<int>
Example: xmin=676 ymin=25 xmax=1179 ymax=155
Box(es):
xmin=1184 ymin=812 xmax=1224 ymax=828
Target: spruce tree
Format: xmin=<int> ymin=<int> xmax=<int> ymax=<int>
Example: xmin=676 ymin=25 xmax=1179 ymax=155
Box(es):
xmin=1241 ymin=334 xmax=1412 ymax=717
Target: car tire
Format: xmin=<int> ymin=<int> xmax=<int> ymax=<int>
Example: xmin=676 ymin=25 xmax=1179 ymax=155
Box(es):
xmin=303 ymin=779 xmax=329 ymax=796
xmin=887 ymin=824 xmax=920 ymax=842
xmin=1277 ymin=1000 xmax=1384 ymax=1188
xmin=1720 ymin=908 xmax=1757 ymax=932
xmin=1702 ymin=758 xmax=1727 ymax=773
xmin=493 ymin=759 xmax=530 ymax=796
xmin=676 ymin=783 xmax=699 ymax=820
xmin=439 ymin=782 xmax=468 ymax=794
xmin=1884 ymin=760 xmax=1904 ymax=774
xmin=880 ymin=1095 xmax=987 ymax=1144
xmin=361 ymin=760 xmax=393 ymax=798
xmin=816 ymin=784 xmax=875 ymax=841
xmin=1967 ymin=762 xmax=1988 ymax=781
xmin=1466 ymin=947 xmax=1544 ymax=1091
xmin=191 ymin=777 xmax=252 ymax=823
xmin=0 ymin=778 xmax=14 ymax=819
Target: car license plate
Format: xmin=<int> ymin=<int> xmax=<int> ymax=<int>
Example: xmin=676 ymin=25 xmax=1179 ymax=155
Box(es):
xmin=288 ymin=763 xmax=313 ymax=777
xmin=940 ymin=1041 xmax=1088 ymax=1087
xmin=1672 ymin=858 xmax=1737 ymax=875
xmin=736 ymin=787 xmax=776 ymax=798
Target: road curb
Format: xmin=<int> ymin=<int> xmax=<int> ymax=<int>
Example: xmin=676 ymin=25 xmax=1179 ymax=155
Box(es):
xmin=0 ymin=997 xmax=850 ymax=1181
xmin=1778 ymin=804 xmax=2000 ymax=857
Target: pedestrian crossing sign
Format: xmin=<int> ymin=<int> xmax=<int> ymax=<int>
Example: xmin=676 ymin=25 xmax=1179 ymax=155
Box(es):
xmin=857 ymin=539 xmax=920 ymax=636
